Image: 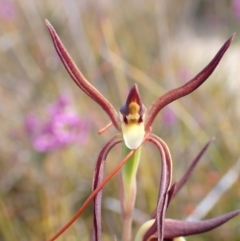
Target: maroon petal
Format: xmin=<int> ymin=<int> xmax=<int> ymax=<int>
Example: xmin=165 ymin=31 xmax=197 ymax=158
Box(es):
xmin=163 ymin=210 xmax=240 ymax=239
xmin=119 ymin=84 xmax=146 ymax=116
xmin=166 ymin=182 xmax=177 ymax=208
xmin=45 ymin=20 xmax=120 ymax=130
xmin=150 ymin=182 xmax=177 ymax=221
xmin=145 ymin=34 xmax=234 ymax=130
xmin=92 ymin=135 xmax=123 ymax=241
xmin=143 ymin=134 xmax=173 ymax=241
xmin=172 ymin=138 xmax=214 ymax=198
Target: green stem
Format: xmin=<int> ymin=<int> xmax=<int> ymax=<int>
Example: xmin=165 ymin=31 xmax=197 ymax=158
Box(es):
xmin=121 ymin=143 xmax=142 ymax=241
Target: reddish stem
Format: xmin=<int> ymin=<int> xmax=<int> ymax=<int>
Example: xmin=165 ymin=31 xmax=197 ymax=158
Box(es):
xmin=47 ymin=129 xmax=152 ymax=241
xmin=98 ymin=122 xmax=113 ymax=134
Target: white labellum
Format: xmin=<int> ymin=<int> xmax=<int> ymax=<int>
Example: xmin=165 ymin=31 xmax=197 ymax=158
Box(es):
xmin=121 ymin=122 xmax=145 ymax=149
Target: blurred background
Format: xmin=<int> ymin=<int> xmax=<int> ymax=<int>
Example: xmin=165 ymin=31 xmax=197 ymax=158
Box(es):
xmin=0 ymin=0 xmax=240 ymax=240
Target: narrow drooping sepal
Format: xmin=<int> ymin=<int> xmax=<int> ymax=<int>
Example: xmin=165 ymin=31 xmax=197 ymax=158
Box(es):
xmin=92 ymin=135 xmax=123 ymax=241
xmin=45 ymin=20 xmax=120 ymax=130
xmin=145 ymin=34 xmax=235 ymax=130
xmin=150 ymin=138 xmax=214 ymax=221
xmin=162 ymin=210 xmax=240 ymax=239
xmin=143 ymin=134 xmax=173 ymax=241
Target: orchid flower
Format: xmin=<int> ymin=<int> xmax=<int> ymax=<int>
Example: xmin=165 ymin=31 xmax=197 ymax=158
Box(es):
xmin=45 ymin=19 xmax=237 ymax=241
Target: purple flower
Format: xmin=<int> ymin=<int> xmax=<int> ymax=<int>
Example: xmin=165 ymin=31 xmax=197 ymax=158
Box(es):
xmin=47 ymin=94 xmax=71 ymax=116
xmin=232 ymin=0 xmax=240 ymax=21
xmin=162 ymin=107 xmax=177 ymax=126
xmin=178 ymin=68 xmax=192 ymax=82
xmin=24 ymin=114 xmax=40 ymax=136
xmin=24 ymin=94 xmax=90 ymax=152
xmin=0 ymin=0 xmax=16 ymax=21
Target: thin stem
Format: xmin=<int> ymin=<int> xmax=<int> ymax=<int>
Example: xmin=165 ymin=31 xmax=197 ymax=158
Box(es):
xmin=46 ymin=129 xmax=152 ymax=241
xmin=121 ymin=144 xmax=142 ymax=241
xmin=47 ymin=149 xmax=134 ymax=241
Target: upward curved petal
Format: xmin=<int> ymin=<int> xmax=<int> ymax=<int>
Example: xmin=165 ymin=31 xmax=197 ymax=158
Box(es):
xmin=145 ymin=34 xmax=234 ymax=130
xmin=92 ymin=135 xmax=123 ymax=241
xmin=45 ymin=20 xmax=120 ymax=130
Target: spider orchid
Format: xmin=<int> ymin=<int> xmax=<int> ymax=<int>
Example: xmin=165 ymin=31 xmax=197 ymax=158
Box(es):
xmin=45 ymin=19 xmax=234 ymax=150
xmin=45 ymin=19 xmax=237 ymax=241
